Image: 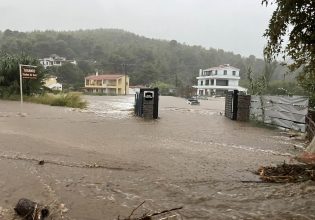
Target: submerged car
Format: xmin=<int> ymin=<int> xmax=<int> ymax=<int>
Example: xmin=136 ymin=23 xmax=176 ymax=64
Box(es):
xmin=187 ymin=97 xmax=200 ymax=105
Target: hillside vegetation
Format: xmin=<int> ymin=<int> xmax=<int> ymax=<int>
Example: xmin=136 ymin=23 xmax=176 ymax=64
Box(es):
xmin=0 ymin=29 xmax=293 ymax=88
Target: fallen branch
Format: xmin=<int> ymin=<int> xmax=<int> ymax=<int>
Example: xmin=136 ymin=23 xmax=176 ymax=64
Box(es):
xmin=119 ymin=201 xmax=183 ymax=220
xmin=128 ymin=201 xmax=146 ymax=219
xmin=0 ymin=153 xmax=129 ymax=171
xmin=149 ymin=207 xmax=183 ymax=217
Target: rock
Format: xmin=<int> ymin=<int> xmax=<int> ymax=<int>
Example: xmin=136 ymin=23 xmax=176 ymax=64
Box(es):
xmin=14 ymin=198 xmax=49 ymax=220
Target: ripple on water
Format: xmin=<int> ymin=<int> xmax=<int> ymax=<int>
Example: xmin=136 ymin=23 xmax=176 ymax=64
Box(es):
xmin=84 ymin=96 xmax=134 ymax=119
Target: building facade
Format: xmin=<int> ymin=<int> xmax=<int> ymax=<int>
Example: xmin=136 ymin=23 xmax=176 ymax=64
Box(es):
xmin=39 ymin=54 xmax=77 ymax=69
xmin=193 ymin=64 xmax=246 ymax=96
xmin=84 ymin=73 xmax=129 ymax=95
xmin=43 ymin=75 xmax=62 ymax=91
xmin=129 ymin=85 xmax=146 ymax=95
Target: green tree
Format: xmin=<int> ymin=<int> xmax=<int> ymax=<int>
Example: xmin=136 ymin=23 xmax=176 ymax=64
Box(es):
xmin=262 ymin=0 xmax=315 ymax=106
xmin=53 ymin=63 xmax=84 ymax=87
xmin=0 ymin=28 xmax=291 ymax=89
xmin=150 ymin=81 xmax=174 ymax=95
xmin=247 ymin=67 xmax=267 ymax=95
xmin=132 ymin=63 xmax=158 ymax=85
xmin=77 ymin=60 xmax=95 ymax=76
xmin=0 ymin=52 xmax=45 ymax=96
xmin=263 ymin=0 xmax=315 ymax=156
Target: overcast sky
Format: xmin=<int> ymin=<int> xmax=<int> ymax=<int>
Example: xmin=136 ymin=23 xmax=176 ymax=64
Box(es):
xmin=0 ymin=0 xmax=275 ymax=58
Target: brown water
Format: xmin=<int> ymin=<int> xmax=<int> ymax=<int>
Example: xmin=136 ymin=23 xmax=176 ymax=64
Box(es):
xmin=0 ymin=96 xmax=314 ymax=220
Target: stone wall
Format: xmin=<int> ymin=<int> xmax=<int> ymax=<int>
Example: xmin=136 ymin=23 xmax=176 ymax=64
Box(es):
xmin=237 ymin=95 xmax=251 ymax=121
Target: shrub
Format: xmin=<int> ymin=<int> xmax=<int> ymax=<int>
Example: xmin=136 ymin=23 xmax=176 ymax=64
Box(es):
xmin=25 ymin=93 xmax=87 ymax=109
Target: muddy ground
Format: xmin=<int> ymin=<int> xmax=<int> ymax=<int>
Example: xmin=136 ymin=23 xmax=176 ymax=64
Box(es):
xmin=0 ymin=96 xmax=314 ymax=220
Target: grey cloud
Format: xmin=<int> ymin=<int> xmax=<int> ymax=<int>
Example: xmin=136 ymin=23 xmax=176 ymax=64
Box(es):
xmin=0 ymin=0 xmax=275 ymax=57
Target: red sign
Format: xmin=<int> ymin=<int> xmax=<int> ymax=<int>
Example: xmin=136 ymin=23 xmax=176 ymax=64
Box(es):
xmin=22 ymin=66 xmax=37 ymax=79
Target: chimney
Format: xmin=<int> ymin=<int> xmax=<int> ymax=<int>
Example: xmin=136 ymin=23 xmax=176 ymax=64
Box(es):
xmin=199 ymin=69 xmax=203 ymax=76
xmin=95 ymin=70 xmax=98 ymax=76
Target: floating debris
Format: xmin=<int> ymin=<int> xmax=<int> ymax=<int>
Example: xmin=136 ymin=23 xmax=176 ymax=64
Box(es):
xmin=118 ymin=201 xmax=183 ymax=220
xmin=256 ymin=162 xmax=315 ymax=183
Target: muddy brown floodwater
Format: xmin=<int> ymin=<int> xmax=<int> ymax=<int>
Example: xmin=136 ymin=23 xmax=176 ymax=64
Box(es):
xmin=0 ymin=96 xmax=315 ymax=220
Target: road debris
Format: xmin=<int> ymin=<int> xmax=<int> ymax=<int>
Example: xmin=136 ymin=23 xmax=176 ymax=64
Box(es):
xmin=118 ymin=201 xmax=183 ymax=220
xmin=256 ymin=162 xmax=315 ymax=183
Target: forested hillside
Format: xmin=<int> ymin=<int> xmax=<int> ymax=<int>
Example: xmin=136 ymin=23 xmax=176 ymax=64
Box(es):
xmin=0 ymin=29 xmax=292 ymax=87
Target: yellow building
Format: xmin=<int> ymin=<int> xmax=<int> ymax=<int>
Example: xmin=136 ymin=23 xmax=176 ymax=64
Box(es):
xmin=84 ymin=74 xmax=129 ymax=95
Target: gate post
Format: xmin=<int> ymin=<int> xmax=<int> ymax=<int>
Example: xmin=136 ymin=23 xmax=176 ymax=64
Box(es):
xmin=237 ymin=95 xmax=251 ymax=121
xmin=153 ymin=87 xmax=159 ymax=119
xmin=232 ymin=90 xmax=239 ymax=120
xmin=135 ymin=88 xmax=159 ymax=119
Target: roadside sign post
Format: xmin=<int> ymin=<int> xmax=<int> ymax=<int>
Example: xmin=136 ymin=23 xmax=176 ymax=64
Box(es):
xmin=19 ymin=64 xmax=37 ymax=115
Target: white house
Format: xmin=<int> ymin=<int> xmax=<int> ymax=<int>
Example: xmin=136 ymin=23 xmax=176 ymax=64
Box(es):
xmin=43 ymin=75 xmax=62 ymax=91
xmin=193 ymin=64 xmax=247 ymax=96
xmin=129 ymin=85 xmax=145 ymax=95
xmin=39 ymin=54 xmax=77 ymax=69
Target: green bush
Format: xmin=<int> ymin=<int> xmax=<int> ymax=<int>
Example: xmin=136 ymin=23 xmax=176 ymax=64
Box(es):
xmin=266 ymin=81 xmax=306 ymax=96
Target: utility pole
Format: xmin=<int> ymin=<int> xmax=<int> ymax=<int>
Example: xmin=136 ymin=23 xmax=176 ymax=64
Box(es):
xmin=120 ymin=63 xmax=136 ymax=95
xmin=175 ymin=73 xmax=178 ymax=88
xmin=122 ymin=64 xmax=127 ymax=95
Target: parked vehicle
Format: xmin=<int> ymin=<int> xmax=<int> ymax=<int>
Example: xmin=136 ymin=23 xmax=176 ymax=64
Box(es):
xmin=187 ymin=97 xmax=200 ymax=105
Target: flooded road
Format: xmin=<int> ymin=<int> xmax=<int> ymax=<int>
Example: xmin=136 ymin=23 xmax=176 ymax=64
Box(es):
xmin=0 ymin=96 xmax=314 ymax=219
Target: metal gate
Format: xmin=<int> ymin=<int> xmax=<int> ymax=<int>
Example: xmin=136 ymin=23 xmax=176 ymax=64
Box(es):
xmin=225 ymin=90 xmax=238 ymax=120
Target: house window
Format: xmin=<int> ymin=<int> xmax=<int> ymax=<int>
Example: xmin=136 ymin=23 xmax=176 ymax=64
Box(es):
xmin=200 ymin=81 xmax=203 ymax=86
xmin=224 ymin=70 xmax=227 ymax=75
xmin=209 ymin=70 xmax=212 ymax=75
xmin=232 ymin=71 xmax=236 ymax=76
xmin=108 ymin=80 xmax=116 ymax=86
xmin=211 ymin=79 xmax=214 ymax=85
xmin=205 ymin=80 xmax=209 ymax=85
xmin=86 ymin=80 xmax=89 ymax=85
xmin=216 ymin=80 xmax=228 ymax=86
xmin=215 ymin=70 xmax=218 ymax=75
